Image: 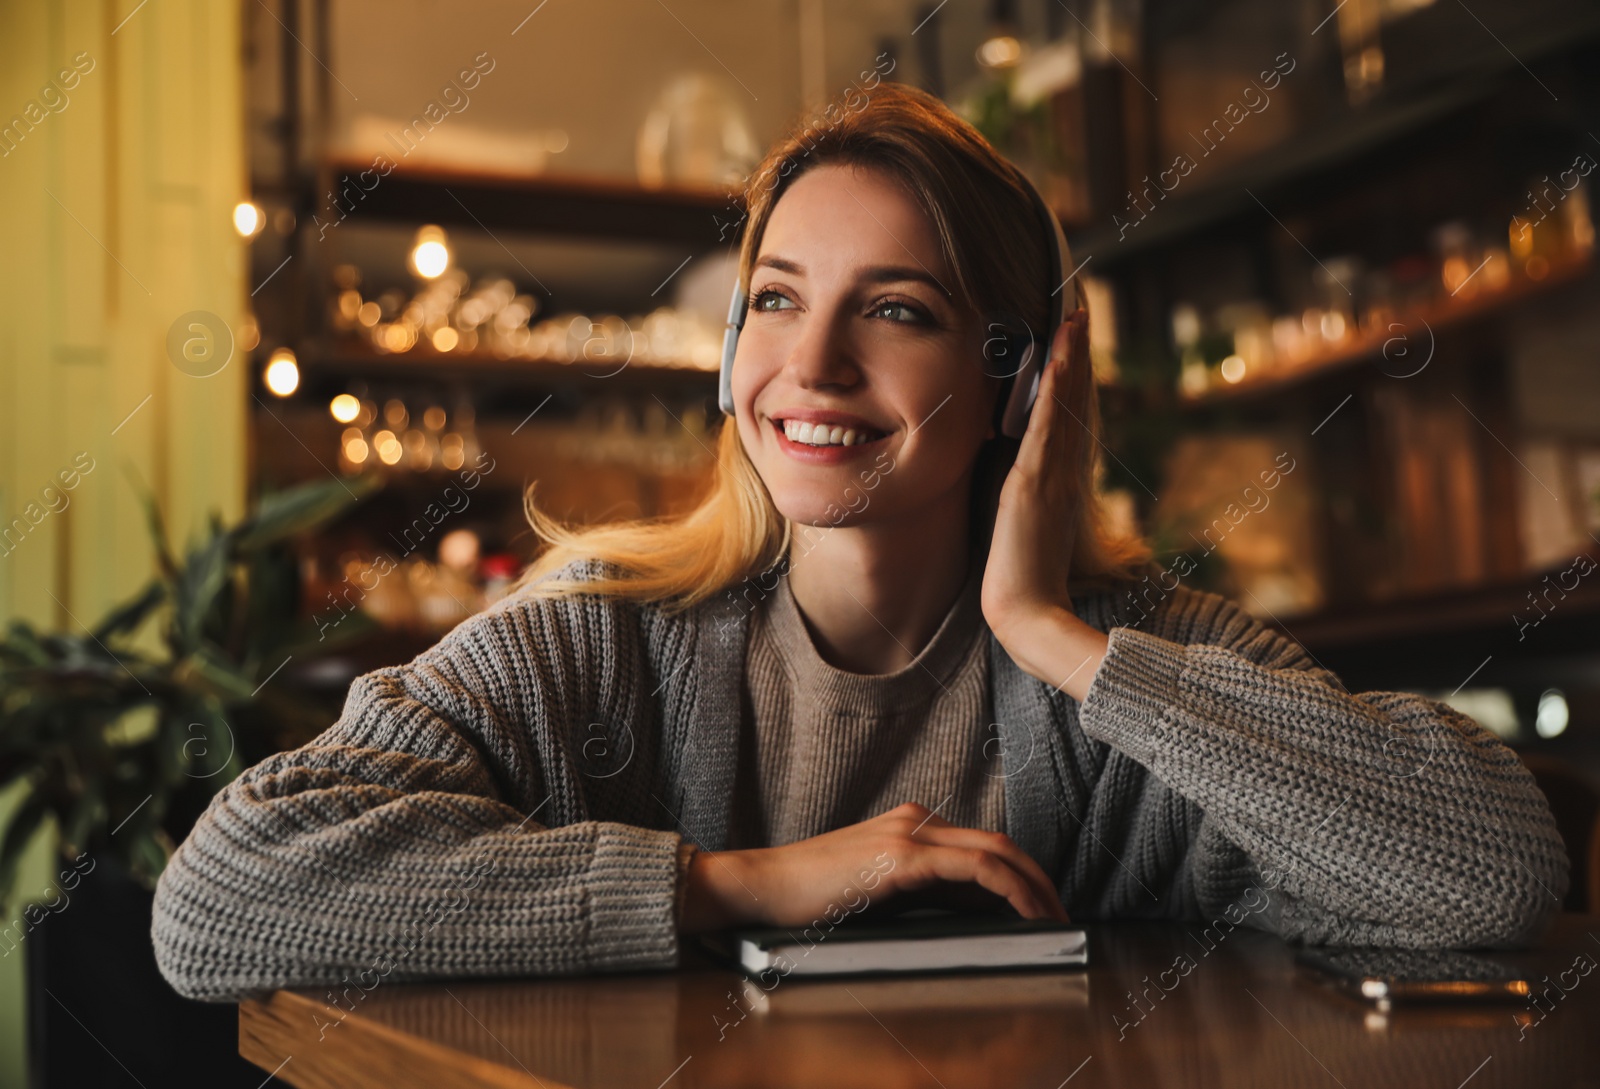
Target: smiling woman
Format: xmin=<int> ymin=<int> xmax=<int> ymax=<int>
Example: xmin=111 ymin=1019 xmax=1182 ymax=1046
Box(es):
xmin=150 ymin=81 xmax=1569 ymax=1003
xmin=510 ymin=80 xmax=1146 ymax=614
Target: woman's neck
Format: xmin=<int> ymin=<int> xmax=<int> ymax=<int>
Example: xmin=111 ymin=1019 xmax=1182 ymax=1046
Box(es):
xmin=783 ymin=493 xmax=977 ymax=676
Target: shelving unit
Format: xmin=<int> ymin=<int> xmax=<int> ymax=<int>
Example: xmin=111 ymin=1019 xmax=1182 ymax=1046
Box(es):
xmin=243 ymin=154 xmax=746 ymax=694
xmin=1066 ymin=7 xmax=1600 ymax=268
xmin=1065 ymin=14 xmax=1600 ymax=707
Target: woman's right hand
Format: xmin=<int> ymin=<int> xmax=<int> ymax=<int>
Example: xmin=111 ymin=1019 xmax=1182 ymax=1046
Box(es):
xmin=677 ymin=801 xmax=1070 ymax=934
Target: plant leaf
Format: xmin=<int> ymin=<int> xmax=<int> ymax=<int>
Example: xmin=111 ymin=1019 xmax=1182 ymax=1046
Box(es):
xmin=91 ymin=579 xmax=167 ymax=644
xmin=174 ymin=532 xmax=232 ymax=655
xmin=171 ymin=644 xmax=258 ymax=703
xmin=231 ymin=474 xmax=383 ymax=553
xmin=0 ymin=620 xmax=54 ymax=667
xmin=124 ymin=466 xmax=179 ymax=583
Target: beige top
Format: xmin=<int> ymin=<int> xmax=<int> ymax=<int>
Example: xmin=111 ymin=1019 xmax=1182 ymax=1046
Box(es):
xmin=723 ymin=560 xmax=1006 ymax=850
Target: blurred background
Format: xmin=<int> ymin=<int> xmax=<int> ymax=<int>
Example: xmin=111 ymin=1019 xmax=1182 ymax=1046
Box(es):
xmin=1 ymin=0 xmax=1598 ymax=1084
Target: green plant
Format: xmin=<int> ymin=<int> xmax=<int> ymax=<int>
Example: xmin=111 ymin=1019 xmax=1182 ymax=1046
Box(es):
xmin=0 ymin=472 xmax=384 ymax=913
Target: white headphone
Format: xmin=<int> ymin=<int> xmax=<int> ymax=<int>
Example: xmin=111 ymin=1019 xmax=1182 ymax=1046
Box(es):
xmin=717 ymin=167 xmax=1082 ymax=441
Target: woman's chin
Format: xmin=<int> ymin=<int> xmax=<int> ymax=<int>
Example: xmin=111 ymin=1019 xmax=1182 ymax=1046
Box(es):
xmin=774 ymin=498 xmax=870 ymax=530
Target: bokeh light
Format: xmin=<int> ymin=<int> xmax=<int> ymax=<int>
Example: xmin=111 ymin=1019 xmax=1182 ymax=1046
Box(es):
xmin=264 ymin=348 xmax=299 ymax=396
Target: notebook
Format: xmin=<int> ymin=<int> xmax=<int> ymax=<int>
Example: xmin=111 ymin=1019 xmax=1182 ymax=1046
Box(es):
xmin=696 ymin=913 xmax=1089 ymax=977
xmin=731 ymin=967 xmax=1092 ymax=1016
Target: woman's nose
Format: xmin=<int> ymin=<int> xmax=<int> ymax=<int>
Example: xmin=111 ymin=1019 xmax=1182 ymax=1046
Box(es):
xmin=782 ymin=309 xmax=860 ymax=391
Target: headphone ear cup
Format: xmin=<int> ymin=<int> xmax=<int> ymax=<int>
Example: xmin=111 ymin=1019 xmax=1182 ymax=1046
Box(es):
xmin=719 ymin=277 xmax=747 ymax=417
xmin=996 ymin=333 xmax=1049 ymax=440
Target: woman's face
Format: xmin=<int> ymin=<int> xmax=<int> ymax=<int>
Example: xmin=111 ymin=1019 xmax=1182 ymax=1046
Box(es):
xmin=732 ymin=162 xmax=1001 ymax=536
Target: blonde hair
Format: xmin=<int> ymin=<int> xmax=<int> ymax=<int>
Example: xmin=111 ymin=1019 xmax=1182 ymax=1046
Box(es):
xmin=510 ymin=82 xmax=1151 ymax=614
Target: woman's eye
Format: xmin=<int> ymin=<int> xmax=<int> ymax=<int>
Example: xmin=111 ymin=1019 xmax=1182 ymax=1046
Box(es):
xmin=872 ymin=300 xmax=926 ymax=324
xmin=751 ymin=289 xmax=794 ymax=312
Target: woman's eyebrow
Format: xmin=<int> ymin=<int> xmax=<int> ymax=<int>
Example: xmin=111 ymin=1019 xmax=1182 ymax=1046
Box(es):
xmin=754 ymin=254 xmax=805 ymax=275
xmin=754 ymin=255 xmax=949 ymax=297
xmin=860 ymin=265 xmax=948 ymax=295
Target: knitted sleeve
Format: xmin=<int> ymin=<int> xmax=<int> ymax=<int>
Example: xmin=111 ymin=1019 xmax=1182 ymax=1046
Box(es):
xmin=1075 ymin=587 xmax=1569 ymax=949
xmin=150 ymin=573 xmax=688 ymax=1003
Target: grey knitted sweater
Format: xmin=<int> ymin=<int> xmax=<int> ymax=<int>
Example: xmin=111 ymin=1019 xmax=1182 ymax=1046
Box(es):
xmin=150 ymin=557 xmax=1569 ymax=1001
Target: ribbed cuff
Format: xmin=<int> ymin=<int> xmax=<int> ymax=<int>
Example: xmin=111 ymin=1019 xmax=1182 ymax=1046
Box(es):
xmin=1076 ymin=625 xmax=1187 ymax=765
xmin=583 ymin=823 xmax=687 ymax=972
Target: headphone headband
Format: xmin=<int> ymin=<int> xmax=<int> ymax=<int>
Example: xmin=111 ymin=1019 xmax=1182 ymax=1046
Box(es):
xmin=718 ymin=167 xmax=1079 ymax=441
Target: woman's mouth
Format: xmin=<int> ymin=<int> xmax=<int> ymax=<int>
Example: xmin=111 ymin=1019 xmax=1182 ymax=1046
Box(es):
xmin=771 ymin=417 xmax=892 ymax=460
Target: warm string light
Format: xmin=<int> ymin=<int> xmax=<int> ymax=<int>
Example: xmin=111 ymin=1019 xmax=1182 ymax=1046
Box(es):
xmin=976 ymin=34 xmax=1022 ymax=69
xmin=329 ymin=394 xmax=361 ymax=423
xmin=409 ymin=225 xmax=451 ymax=279
xmin=233 ymin=201 xmax=264 ymax=238
xmin=333 ymin=391 xmax=480 ymax=475
xmin=264 ymin=348 xmax=299 ymax=396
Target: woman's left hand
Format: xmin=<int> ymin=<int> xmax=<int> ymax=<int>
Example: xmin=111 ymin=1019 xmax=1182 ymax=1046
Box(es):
xmin=981 ymin=307 xmax=1110 ymax=699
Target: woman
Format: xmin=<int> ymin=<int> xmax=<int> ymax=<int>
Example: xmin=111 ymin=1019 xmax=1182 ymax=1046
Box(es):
xmin=152 ymin=83 xmax=1567 ymax=1003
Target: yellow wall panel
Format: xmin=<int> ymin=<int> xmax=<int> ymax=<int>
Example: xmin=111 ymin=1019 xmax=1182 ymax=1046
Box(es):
xmin=0 ymin=2 xmax=247 ymax=1082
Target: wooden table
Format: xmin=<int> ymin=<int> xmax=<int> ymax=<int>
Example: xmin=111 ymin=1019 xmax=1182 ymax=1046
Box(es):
xmin=240 ymin=914 xmax=1600 ymax=1088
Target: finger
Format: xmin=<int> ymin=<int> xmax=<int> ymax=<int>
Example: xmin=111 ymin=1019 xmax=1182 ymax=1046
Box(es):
xmin=1053 ymin=313 xmax=1093 ymax=477
xmin=896 ymin=802 xmax=1043 ymax=889
xmin=912 ymin=825 xmax=1069 ymax=921
xmin=890 ymin=808 xmax=1068 ymax=919
xmin=1049 ymin=312 xmax=1076 ymax=365
xmin=931 ymin=847 xmax=1057 ymax=921
xmin=894 ymin=801 xmax=955 ymax=838
xmin=916 ymin=825 xmax=1059 ymax=907
xmin=1038 ymin=312 xmax=1085 ymax=426
xmin=886 ymin=807 xmax=1071 ymax=921
xmin=1015 ymin=333 xmax=1066 ymax=476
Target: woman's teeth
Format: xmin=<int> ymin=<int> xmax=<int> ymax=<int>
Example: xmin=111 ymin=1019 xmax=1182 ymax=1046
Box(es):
xmin=781 ymin=419 xmax=883 ymax=447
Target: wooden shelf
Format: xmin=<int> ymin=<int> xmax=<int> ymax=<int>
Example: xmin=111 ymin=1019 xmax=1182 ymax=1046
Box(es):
xmin=1063 ymin=9 xmax=1600 ymax=266
xmin=1177 ymin=253 xmax=1595 ymax=407
xmin=320 ymin=159 xmax=742 ymax=249
xmin=1282 ymin=557 xmax=1600 ymax=646
xmin=1263 ymin=552 xmax=1600 ymax=691
xmin=277 ymin=337 xmax=720 ymax=397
